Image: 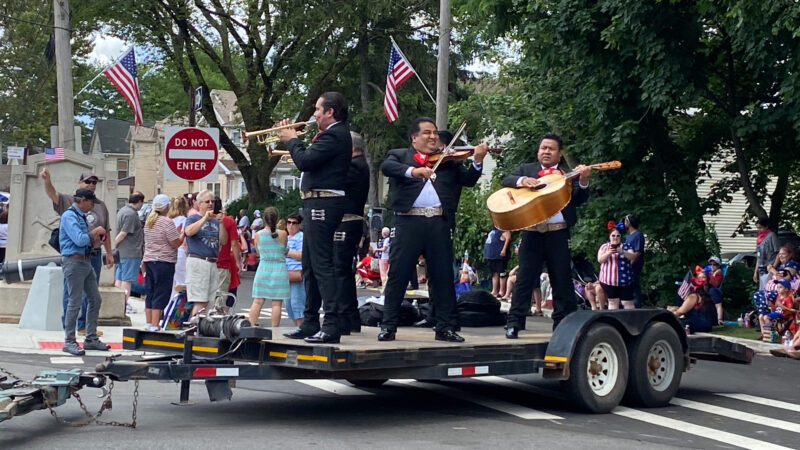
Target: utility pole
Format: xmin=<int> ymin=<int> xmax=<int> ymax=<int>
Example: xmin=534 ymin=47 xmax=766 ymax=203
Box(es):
xmin=435 ymin=0 xmax=451 ymax=129
xmin=53 ymin=0 xmax=75 ymax=152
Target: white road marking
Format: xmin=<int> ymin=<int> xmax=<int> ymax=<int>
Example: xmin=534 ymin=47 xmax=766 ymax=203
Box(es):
xmin=671 ymin=398 xmax=800 ymax=433
xmin=390 ymin=379 xmax=562 ymax=420
xmin=50 ymin=357 xmax=84 ymax=364
xmin=715 ymin=393 xmax=800 ymax=414
xmin=296 ymin=380 xmax=374 ymax=396
xmin=613 ymin=406 xmax=792 ymax=450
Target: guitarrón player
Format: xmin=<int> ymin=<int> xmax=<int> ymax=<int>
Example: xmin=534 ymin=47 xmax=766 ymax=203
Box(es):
xmin=502 ymin=133 xmax=592 ymax=337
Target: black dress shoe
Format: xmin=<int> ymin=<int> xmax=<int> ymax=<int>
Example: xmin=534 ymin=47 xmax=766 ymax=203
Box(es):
xmin=350 ymin=327 xmax=361 ymax=333
xmin=435 ymin=330 xmax=465 ymax=342
xmin=414 ymin=318 xmax=436 ymax=328
xmin=341 ymin=330 xmax=351 ymax=336
xmin=304 ymin=331 xmax=340 ymax=344
xmin=377 ymin=329 xmax=396 ymax=341
xmin=283 ymin=328 xmax=317 ymax=339
xmin=506 ymin=326 xmax=519 ymax=339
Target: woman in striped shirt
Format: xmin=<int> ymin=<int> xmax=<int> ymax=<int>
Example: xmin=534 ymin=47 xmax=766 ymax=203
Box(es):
xmin=143 ymin=194 xmax=184 ymax=330
xmin=597 ymin=228 xmax=635 ymax=310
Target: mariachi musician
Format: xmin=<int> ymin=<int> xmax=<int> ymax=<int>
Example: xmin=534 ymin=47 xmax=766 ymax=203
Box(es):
xmin=503 ymin=133 xmax=592 ymax=337
xmin=378 ymin=117 xmax=488 ymax=343
xmin=278 ymin=92 xmax=352 ymax=344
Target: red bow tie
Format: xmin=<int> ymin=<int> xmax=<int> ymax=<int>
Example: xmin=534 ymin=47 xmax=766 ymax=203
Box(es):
xmin=413 ymin=152 xmax=431 ymax=167
xmin=538 ymin=167 xmax=563 ymax=177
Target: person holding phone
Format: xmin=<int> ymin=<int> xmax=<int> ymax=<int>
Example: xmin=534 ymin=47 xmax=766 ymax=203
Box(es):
xmin=597 ymin=226 xmax=636 ymax=309
xmin=184 ymin=190 xmax=225 ymax=316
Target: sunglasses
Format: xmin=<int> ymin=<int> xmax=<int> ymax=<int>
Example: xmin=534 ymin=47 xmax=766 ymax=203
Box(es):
xmin=287 ymin=221 xmax=299 ymax=225
xmin=82 ymin=179 xmax=98 ymax=185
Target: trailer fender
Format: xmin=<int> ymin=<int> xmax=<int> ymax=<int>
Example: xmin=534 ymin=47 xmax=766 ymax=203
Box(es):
xmin=543 ymin=310 xmax=687 ymax=379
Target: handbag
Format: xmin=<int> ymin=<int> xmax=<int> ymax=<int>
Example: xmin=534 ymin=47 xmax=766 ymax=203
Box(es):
xmin=288 ymin=269 xmax=303 ymax=283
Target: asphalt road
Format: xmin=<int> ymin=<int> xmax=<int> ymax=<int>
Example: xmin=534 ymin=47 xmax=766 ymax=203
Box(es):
xmin=2 ymin=273 xmax=799 ymax=449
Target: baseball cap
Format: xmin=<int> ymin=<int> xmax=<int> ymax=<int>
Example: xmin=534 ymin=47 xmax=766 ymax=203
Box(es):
xmin=254 ymin=210 xmax=261 ymax=217
xmin=79 ymin=171 xmax=99 ymax=182
xmin=776 ymin=279 xmax=791 ymax=290
xmin=708 ymin=256 xmax=721 ymax=265
xmin=74 ymin=188 xmax=97 ymax=202
xmin=152 ymin=194 xmax=170 ymax=211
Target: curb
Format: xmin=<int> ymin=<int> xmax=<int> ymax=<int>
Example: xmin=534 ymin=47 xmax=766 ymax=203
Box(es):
xmin=694 ymin=331 xmax=785 ymax=355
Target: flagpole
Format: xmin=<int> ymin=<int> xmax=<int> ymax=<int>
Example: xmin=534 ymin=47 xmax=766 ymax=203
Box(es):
xmin=73 ymin=46 xmax=133 ymax=100
xmin=390 ymin=36 xmax=437 ymax=107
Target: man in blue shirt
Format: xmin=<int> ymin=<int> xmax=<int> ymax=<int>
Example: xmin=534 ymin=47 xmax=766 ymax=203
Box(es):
xmin=624 ymin=214 xmax=645 ymax=308
xmin=60 ymin=188 xmax=110 ymax=355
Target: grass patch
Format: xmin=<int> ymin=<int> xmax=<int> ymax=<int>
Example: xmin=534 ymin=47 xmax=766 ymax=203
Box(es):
xmin=711 ymin=325 xmax=763 ymax=340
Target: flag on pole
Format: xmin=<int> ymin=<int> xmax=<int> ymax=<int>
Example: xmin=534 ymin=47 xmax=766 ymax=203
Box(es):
xmin=44 ymin=147 xmax=65 ymax=162
xmin=103 ymin=48 xmax=143 ymax=126
xmin=383 ymin=43 xmax=414 ymax=122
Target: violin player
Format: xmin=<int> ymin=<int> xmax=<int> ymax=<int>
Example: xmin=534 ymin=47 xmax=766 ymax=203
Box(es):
xmin=378 ymin=117 xmax=488 ymax=342
xmin=503 ymin=133 xmax=592 ymax=337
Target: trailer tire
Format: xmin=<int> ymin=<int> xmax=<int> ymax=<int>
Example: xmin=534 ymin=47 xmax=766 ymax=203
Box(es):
xmin=565 ymin=323 xmax=628 ymax=413
xmin=623 ymin=322 xmax=683 ymax=407
xmin=347 ymin=379 xmax=388 ymax=388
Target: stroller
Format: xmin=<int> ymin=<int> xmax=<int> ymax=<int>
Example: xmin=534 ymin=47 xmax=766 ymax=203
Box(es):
xmin=571 ymin=252 xmax=598 ymax=310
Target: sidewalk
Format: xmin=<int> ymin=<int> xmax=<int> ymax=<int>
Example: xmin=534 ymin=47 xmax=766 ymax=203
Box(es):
xmin=0 ymin=297 xmax=148 ymax=356
xmin=694 ymin=331 xmax=786 ymax=355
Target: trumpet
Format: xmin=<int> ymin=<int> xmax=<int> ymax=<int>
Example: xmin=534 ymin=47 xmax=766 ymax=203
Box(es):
xmin=242 ymin=119 xmax=316 ymax=145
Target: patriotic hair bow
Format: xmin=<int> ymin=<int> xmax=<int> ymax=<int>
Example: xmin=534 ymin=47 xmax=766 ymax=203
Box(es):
xmin=606 ymin=220 xmax=625 ymax=231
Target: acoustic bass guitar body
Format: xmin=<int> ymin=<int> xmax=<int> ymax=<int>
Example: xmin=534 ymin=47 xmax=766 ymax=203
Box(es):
xmin=486 ymin=174 xmax=571 ymax=231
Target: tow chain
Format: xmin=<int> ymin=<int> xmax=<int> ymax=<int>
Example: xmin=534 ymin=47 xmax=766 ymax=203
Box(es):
xmin=43 ymin=379 xmax=139 ymax=428
xmin=2 ymin=364 xmax=139 ymax=428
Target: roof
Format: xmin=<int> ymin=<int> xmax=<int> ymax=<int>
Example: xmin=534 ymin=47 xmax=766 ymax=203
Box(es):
xmin=219 ymin=159 xmax=240 ymax=172
xmin=93 ymin=118 xmax=156 ymax=154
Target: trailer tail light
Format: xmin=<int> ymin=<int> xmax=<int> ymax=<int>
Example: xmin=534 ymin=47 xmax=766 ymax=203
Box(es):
xmin=447 ymin=365 xmax=489 ymax=377
xmin=192 ymin=367 xmax=240 ymax=378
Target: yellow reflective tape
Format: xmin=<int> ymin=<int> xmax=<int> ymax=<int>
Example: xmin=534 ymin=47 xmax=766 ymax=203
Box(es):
xmin=269 ymin=351 xmax=287 ymax=358
xmin=544 ymin=355 xmax=568 ymax=362
xmin=140 ymin=339 xmax=218 ymax=353
xmin=122 ymin=336 xmax=135 ymax=342
xmin=297 ymin=354 xmax=328 ymax=362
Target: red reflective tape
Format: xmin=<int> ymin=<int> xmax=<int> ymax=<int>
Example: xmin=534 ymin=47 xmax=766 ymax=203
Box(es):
xmin=193 ymin=367 xmax=216 ymax=377
xmin=461 ymin=366 xmax=476 ymax=376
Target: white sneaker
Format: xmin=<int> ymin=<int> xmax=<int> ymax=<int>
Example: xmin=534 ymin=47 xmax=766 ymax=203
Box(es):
xmin=145 ymin=324 xmax=160 ymax=332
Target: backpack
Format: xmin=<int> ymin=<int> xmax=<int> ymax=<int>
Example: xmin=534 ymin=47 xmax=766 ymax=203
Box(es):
xmin=49 ymin=208 xmax=83 ymax=252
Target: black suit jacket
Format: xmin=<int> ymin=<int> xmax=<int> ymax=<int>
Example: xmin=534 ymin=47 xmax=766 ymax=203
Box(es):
xmin=381 ymin=147 xmax=482 ymax=225
xmin=288 ymin=122 xmax=352 ymax=191
xmin=501 ymin=161 xmax=589 ymax=228
xmin=344 ymin=153 xmax=370 ymax=215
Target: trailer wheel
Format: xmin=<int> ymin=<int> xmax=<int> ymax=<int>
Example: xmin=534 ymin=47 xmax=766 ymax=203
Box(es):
xmin=347 ymin=379 xmax=388 ymax=388
xmin=623 ymin=322 xmax=683 ymax=407
xmin=565 ymin=323 xmax=628 ymax=413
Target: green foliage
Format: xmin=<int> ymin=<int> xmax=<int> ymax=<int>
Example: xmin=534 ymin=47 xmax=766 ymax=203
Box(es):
xmin=453 ymin=177 xmax=495 ymax=274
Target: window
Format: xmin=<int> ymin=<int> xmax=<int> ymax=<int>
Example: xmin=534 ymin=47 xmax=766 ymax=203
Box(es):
xmin=117 ymin=159 xmax=128 ymax=179
xmin=117 ymin=198 xmax=127 ymax=210
xmin=206 ymin=182 xmax=221 ymax=197
xmin=283 ymin=177 xmax=297 ymax=190
xmin=240 ymin=179 xmax=247 ymax=195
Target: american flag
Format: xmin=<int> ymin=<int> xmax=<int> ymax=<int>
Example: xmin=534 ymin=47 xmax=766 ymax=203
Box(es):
xmin=103 ymin=48 xmax=143 ymax=126
xmin=383 ymin=43 xmax=414 ymax=122
xmin=44 ymin=147 xmax=64 ymax=162
xmin=598 ymin=242 xmax=633 ymax=286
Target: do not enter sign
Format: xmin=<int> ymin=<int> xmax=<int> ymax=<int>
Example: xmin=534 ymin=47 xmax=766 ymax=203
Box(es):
xmin=164 ymin=127 xmax=219 ymax=181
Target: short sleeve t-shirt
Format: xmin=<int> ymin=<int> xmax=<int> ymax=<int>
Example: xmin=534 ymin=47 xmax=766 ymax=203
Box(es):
xmin=143 ymin=215 xmax=180 ymax=263
xmin=625 ymin=230 xmax=645 ymax=274
xmin=56 ymin=192 xmax=110 ymax=248
xmin=185 ymin=214 xmax=220 ymax=258
xmin=286 ymin=231 xmax=303 ymax=270
xmin=116 ymin=204 xmax=144 ymax=258
xmin=217 ymin=215 xmax=239 ymax=270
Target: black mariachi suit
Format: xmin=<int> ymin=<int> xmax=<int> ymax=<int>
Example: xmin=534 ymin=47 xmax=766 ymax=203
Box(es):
xmin=380 ymin=148 xmax=482 ymax=333
xmin=502 ymin=162 xmax=589 ymax=330
xmin=333 ymin=153 xmax=370 ymax=332
xmin=287 ymin=122 xmax=352 ymax=337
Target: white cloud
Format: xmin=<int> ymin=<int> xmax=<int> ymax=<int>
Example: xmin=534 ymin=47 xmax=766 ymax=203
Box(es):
xmin=87 ymin=34 xmax=128 ymax=66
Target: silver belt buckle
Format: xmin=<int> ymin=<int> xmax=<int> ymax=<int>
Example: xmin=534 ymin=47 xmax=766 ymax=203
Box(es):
xmin=423 ymin=207 xmax=435 ymax=218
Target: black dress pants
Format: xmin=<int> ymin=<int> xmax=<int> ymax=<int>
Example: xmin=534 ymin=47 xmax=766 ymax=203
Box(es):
xmin=333 ymin=219 xmax=363 ymax=331
xmin=300 ymin=197 xmax=345 ymax=336
xmin=381 ymin=215 xmax=457 ymax=332
xmin=507 ymin=228 xmax=575 ymax=330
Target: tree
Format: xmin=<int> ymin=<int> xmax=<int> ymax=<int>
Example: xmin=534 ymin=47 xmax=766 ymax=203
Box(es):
xmin=452 ymin=0 xmax=799 ymax=303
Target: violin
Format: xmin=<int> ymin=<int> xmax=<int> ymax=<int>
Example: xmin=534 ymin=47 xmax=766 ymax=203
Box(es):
xmin=427 ymin=145 xmax=502 ymax=163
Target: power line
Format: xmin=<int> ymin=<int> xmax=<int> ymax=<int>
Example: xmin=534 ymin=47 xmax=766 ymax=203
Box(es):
xmin=0 ymin=12 xmax=72 ymax=32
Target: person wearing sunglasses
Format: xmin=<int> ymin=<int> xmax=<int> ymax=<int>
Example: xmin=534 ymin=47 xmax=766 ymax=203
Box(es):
xmin=41 ymin=168 xmax=113 ymax=337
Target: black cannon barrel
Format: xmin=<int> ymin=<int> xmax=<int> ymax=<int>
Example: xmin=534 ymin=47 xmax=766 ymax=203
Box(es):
xmin=1 ymin=257 xmax=63 ymax=284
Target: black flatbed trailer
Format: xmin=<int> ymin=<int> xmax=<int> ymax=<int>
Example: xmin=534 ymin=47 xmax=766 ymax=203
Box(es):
xmin=97 ymin=309 xmax=753 ymax=413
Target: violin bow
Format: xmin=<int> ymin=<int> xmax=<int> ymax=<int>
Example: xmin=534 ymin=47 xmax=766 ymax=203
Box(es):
xmin=430 ymin=121 xmax=468 ymax=181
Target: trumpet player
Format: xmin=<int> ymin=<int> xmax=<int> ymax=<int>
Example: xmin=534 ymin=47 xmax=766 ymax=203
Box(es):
xmin=277 ymin=92 xmax=352 ymax=344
